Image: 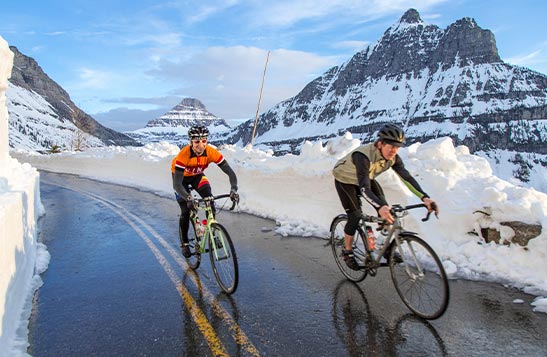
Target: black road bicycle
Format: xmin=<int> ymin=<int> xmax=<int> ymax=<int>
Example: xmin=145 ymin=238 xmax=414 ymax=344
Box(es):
xmin=329 ymin=203 xmax=449 ymax=319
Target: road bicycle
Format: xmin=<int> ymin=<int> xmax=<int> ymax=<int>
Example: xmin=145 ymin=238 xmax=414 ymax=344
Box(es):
xmin=180 ymin=194 xmax=239 ymax=294
xmin=329 ymin=203 xmax=449 ymax=319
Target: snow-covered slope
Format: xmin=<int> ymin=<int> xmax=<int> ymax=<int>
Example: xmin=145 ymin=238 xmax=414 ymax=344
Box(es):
xmin=7 ymin=83 xmax=102 ymax=151
xmin=7 ymin=46 xmax=138 ymax=151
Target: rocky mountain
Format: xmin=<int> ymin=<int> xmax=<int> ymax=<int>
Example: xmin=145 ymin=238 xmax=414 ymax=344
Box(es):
xmin=125 ymin=98 xmax=230 ymax=145
xmin=228 ymin=9 xmax=547 ymax=153
xmin=223 ymin=8 xmax=547 ymax=188
xmin=7 ymin=46 xmax=138 ymax=151
xmin=145 ymin=98 xmax=227 ymax=127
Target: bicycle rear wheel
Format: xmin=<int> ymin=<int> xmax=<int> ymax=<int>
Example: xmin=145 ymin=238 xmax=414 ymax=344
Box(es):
xmin=208 ymin=223 xmax=239 ymax=294
xmin=180 ymin=221 xmax=200 ymax=270
xmin=330 ymin=215 xmax=367 ymax=282
xmin=389 ymin=235 xmax=449 ymax=319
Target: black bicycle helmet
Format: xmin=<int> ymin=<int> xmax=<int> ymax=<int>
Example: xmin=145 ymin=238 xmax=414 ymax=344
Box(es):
xmin=188 ymin=125 xmax=209 ymax=139
xmin=377 ymin=124 xmax=405 ymax=147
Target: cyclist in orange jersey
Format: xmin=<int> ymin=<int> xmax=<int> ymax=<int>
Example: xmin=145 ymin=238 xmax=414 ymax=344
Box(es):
xmin=172 ymin=125 xmax=238 ymax=257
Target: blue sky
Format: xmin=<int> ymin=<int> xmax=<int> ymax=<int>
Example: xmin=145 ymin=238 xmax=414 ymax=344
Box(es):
xmin=1 ymin=0 xmax=547 ymax=131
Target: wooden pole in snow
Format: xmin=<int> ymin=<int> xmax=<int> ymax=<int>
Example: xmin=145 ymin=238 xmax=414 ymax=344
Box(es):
xmin=251 ymin=50 xmax=270 ymax=146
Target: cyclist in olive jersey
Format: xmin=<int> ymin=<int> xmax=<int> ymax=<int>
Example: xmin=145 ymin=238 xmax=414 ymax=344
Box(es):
xmin=332 ymin=124 xmax=439 ymax=270
xmin=171 ymin=125 xmax=239 ymax=258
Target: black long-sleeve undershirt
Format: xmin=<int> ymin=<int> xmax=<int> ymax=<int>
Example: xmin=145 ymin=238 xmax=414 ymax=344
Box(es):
xmin=352 ymin=151 xmax=428 ymax=208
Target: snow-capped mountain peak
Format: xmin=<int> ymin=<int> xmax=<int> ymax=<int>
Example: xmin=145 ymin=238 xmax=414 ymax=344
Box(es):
xmin=386 ymin=8 xmax=424 ymax=34
xmin=146 ymin=98 xmax=225 ymax=128
xmin=125 ymin=97 xmax=231 ymax=145
xmin=220 ymin=8 xmax=547 ymax=191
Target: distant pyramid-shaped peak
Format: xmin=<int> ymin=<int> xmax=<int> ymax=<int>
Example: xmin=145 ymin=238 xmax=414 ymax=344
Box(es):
xmin=145 ymin=97 xmax=229 ymax=129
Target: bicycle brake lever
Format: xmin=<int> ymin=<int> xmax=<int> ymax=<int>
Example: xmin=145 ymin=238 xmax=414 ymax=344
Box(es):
xmin=423 ymin=208 xmax=441 ymax=221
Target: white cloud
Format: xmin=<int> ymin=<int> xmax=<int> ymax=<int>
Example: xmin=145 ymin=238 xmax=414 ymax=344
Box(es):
xmin=152 ymin=46 xmax=337 ymax=84
xmin=332 ymin=40 xmax=370 ymax=51
xmin=506 ymin=49 xmax=543 ymax=66
xmin=30 ymin=46 xmax=44 ymax=53
xmin=247 ymin=0 xmax=449 ymax=28
xmin=74 ymin=67 xmax=115 ymax=90
xmin=186 ymin=2 xmax=236 ymax=25
xmin=148 ymin=45 xmax=339 ymax=119
xmin=123 ymin=32 xmax=183 ymax=48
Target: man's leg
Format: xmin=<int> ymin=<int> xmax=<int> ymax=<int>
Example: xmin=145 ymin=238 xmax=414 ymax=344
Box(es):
xmin=176 ymin=197 xmax=192 ymax=258
xmin=196 ymin=175 xmax=214 ymax=215
xmin=335 ymin=180 xmax=362 ymax=270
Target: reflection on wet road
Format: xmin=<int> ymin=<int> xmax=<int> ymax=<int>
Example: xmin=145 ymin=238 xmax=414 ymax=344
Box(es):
xmin=29 ymin=172 xmax=547 ymax=356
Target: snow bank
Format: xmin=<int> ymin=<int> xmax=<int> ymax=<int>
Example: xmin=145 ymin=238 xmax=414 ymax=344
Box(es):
xmin=0 ymin=35 xmax=47 ymax=356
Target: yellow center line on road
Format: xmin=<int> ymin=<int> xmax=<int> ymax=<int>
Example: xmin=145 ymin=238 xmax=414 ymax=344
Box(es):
xmin=47 ymin=182 xmax=261 ymax=357
xmin=120 ymin=217 xmax=229 ymax=357
xmin=100 ymin=193 xmax=261 ymax=357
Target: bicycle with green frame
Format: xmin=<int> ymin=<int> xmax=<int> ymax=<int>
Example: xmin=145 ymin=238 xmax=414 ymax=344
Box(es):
xmin=180 ymin=193 xmax=239 ymax=294
xmin=330 ymin=203 xmax=449 ymax=319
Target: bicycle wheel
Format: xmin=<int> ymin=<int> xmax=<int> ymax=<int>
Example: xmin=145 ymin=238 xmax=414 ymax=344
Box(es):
xmin=330 ymin=215 xmax=367 ymax=282
xmin=180 ymin=221 xmax=200 ymax=269
xmin=208 ymin=223 xmax=238 ymax=294
xmin=389 ymin=235 xmax=449 ymax=319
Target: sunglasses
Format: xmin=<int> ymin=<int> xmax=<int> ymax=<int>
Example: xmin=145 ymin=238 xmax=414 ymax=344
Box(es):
xmin=192 ymin=139 xmax=208 ymax=144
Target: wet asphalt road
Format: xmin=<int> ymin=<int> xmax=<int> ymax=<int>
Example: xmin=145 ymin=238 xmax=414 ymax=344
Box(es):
xmin=28 ymin=172 xmax=547 ymax=356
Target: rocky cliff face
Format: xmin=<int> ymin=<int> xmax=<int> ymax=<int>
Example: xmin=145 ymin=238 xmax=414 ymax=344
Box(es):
xmin=8 ymin=46 xmax=138 ymax=149
xmin=226 ymin=9 xmax=547 ymax=160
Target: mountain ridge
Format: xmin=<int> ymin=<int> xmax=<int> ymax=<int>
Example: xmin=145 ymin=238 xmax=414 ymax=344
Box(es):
xmin=224 ymin=8 xmax=547 ymax=158
xmin=8 ymin=46 xmax=138 ymax=149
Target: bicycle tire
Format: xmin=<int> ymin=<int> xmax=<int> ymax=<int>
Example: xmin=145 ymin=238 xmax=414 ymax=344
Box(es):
xmin=330 ymin=215 xmax=367 ymax=282
xmin=208 ymin=223 xmax=239 ymax=294
xmin=389 ymin=235 xmax=449 ymax=319
xmin=181 ymin=221 xmax=201 ymax=270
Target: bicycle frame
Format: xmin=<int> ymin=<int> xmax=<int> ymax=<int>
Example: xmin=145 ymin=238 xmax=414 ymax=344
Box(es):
xmin=189 ymin=195 xmax=234 ymax=258
xmin=359 ymin=203 xmax=432 ymax=270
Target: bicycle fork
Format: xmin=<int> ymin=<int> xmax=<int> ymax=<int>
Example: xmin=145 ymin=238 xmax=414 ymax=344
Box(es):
xmin=395 ymin=237 xmax=425 ymax=280
xmin=208 ymin=224 xmax=230 ymax=261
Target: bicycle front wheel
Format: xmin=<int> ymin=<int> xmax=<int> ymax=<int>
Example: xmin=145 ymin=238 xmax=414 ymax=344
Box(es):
xmin=208 ymin=223 xmax=239 ymax=294
xmin=330 ymin=215 xmax=367 ymax=282
xmin=389 ymin=235 xmax=449 ymax=319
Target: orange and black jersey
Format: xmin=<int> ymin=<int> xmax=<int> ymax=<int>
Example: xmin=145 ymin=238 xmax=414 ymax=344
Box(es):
xmin=171 ymin=145 xmax=225 ymax=176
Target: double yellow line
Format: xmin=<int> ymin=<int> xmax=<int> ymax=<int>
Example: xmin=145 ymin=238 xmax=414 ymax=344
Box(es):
xmin=45 ymin=181 xmax=260 ymax=356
